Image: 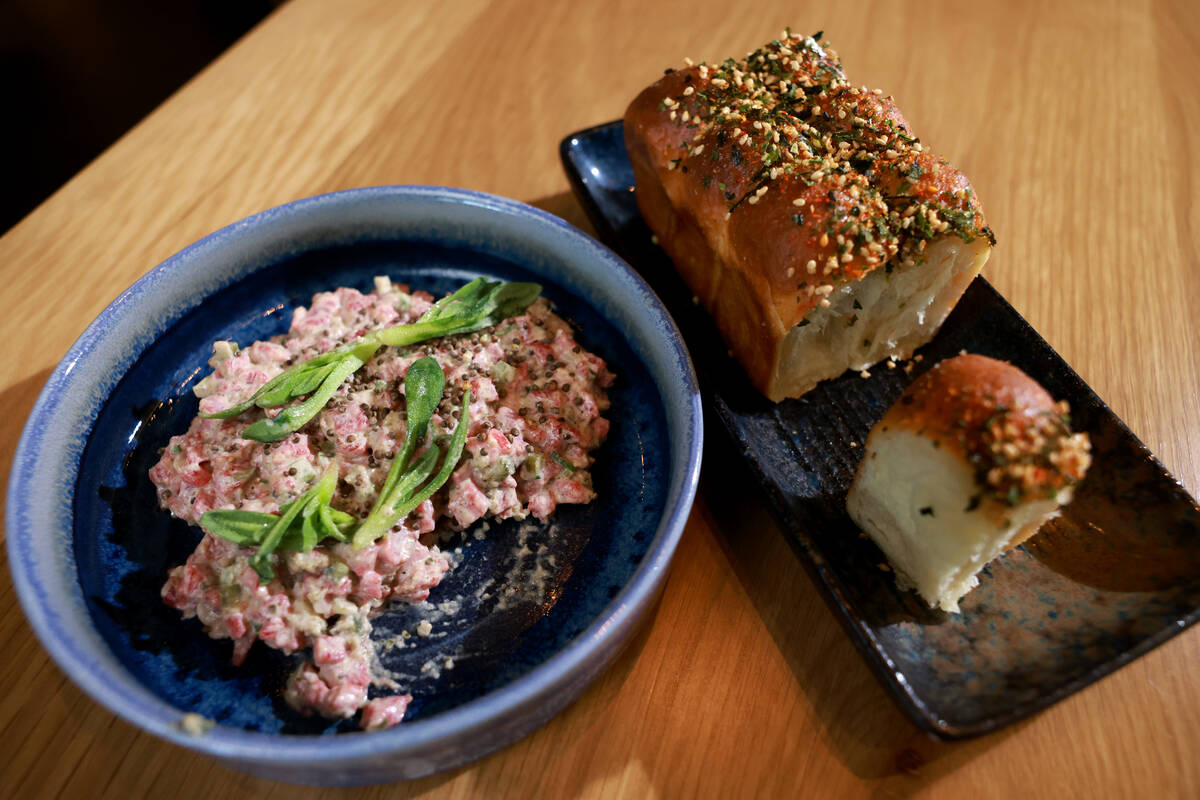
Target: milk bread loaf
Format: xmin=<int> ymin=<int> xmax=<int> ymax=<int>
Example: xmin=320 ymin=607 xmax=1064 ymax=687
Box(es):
xmin=624 ymin=32 xmax=994 ymax=400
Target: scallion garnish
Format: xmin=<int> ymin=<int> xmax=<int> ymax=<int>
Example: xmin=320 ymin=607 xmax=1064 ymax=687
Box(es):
xmin=199 ymin=356 xmax=475 ymax=579
xmin=199 ymin=462 xmax=352 ymax=582
xmin=200 ymin=278 xmax=539 ymax=443
xmin=352 ymin=357 xmax=471 ymax=549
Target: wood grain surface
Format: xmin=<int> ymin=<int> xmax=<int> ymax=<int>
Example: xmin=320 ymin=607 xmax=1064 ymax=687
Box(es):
xmin=2 ymin=0 xmax=1198 ymax=797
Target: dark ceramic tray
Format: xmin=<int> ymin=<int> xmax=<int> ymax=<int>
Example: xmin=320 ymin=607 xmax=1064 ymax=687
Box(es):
xmin=560 ymin=120 xmax=1200 ymax=739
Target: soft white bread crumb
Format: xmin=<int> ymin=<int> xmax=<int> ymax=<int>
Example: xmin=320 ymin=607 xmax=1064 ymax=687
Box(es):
xmin=846 ymin=354 xmax=1091 ymax=613
xmin=772 ymin=235 xmax=990 ymax=400
xmin=848 ymin=430 xmax=1070 ymax=612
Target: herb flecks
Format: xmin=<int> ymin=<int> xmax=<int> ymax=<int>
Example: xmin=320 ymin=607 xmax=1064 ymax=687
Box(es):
xmin=654 ymin=29 xmax=993 ymax=311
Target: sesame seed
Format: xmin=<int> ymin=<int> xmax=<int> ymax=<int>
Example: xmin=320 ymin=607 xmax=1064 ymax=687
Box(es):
xmin=652 ymin=35 xmax=986 ymax=278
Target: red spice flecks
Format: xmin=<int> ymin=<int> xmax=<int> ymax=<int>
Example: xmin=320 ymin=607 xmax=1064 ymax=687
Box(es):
xmin=883 ymin=354 xmax=1091 ymax=506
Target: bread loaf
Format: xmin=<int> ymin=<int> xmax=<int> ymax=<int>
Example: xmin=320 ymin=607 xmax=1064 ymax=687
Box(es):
xmin=624 ymin=31 xmax=994 ymax=400
xmin=846 ymin=354 xmax=1091 ymax=613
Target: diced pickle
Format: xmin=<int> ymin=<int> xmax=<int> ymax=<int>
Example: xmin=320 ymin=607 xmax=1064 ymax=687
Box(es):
xmin=490 ymin=360 xmax=515 ymax=387
xmin=220 ymin=583 xmax=242 ymax=606
xmin=289 ymin=459 xmax=316 ymax=484
xmin=520 ymin=453 xmax=544 ymax=481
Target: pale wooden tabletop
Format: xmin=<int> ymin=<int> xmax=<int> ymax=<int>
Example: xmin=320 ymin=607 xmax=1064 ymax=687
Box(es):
xmin=2 ymin=0 xmax=1198 ymax=797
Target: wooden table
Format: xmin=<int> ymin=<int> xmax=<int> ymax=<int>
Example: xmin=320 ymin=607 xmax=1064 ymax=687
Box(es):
xmin=2 ymin=1 xmax=1197 ymax=796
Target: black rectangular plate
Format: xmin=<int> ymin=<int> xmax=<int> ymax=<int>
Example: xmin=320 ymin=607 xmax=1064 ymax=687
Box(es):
xmin=560 ymin=120 xmax=1200 ymax=739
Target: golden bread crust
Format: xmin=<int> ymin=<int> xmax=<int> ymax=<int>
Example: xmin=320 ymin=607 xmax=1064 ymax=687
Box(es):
xmin=874 ymin=354 xmax=1091 ymax=508
xmin=624 ymin=32 xmax=993 ymax=398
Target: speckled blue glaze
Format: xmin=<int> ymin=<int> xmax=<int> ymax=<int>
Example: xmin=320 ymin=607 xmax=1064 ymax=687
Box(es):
xmin=561 ymin=121 xmax=1200 ymax=739
xmin=7 ymin=186 xmax=702 ymax=784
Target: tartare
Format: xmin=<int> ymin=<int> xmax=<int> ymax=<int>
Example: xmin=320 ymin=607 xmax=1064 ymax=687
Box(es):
xmin=150 ymin=277 xmax=613 ymax=730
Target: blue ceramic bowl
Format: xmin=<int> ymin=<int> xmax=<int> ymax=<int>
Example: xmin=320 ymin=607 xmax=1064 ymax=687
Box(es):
xmin=7 ymin=186 xmax=702 ymax=784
